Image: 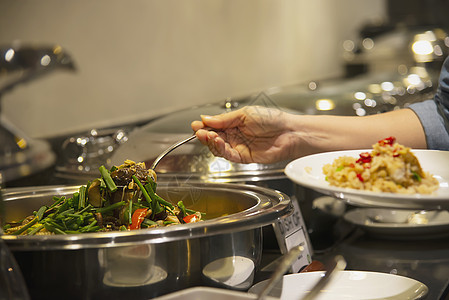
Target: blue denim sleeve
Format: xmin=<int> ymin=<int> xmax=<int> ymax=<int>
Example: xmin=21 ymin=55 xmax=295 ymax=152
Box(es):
xmin=409 ymin=56 xmax=449 ymax=150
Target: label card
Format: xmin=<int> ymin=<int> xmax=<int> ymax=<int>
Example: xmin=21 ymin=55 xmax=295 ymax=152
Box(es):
xmin=272 ymin=197 xmax=313 ymax=273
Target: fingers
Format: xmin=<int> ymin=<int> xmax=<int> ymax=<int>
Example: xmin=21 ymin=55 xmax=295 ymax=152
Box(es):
xmin=190 ymin=108 xmax=251 ymax=164
xmin=199 ymin=110 xmax=245 ymax=130
xmin=202 ymin=131 xmax=224 ymax=156
xmin=194 ymin=129 xmax=243 ymax=162
xmin=194 ymin=128 xmax=219 ymax=147
xmin=222 ymin=140 xmax=244 ymax=163
xmin=191 ymin=120 xmax=205 ymax=131
xmin=191 ymin=114 xmax=228 ymax=133
xmin=191 ymin=107 xmax=248 ymax=135
xmin=208 ymin=135 xmax=225 ymax=157
xmin=194 ymin=128 xmax=209 ymax=144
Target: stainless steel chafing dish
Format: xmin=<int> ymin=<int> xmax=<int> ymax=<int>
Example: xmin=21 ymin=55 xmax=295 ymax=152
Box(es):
xmin=1 ymin=182 xmax=291 ymax=300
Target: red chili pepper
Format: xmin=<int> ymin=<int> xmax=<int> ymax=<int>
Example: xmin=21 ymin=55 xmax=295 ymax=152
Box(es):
xmin=356 ymin=152 xmax=372 ymax=164
xmin=357 ymin=173 xmax=364 ymax=182
xmin=183 ymin=214 xmax=198 ymax=223
xmin=378 ymin=136 xmax=396 ymax=146
xmin=129 ymin=208 xmax=148 ymax=230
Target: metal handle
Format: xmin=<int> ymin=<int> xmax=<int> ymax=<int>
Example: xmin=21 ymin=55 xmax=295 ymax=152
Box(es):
xmin=257 ymin=245 xmax=304 ymax=300
xmin=150 ymin=134 xmax=197 ymax=170
xmin=299 ymin=255 xmax=346 ymax=300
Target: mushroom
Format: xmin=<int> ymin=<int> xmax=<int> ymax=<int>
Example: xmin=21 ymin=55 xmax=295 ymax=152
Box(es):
xmin=88 ymin=179 xmax=103 ymax=207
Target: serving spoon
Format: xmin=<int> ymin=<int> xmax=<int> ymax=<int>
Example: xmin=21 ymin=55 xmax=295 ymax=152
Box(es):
xmin=150 ymin=134 xmax=198 ymax=170
xmin=151 ymin=134 xmax=196 ymax=170
xmin=150 ymin=127 xmax=215 ymax=170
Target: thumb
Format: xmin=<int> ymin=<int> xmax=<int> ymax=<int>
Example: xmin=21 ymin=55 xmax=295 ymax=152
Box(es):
xmin=201 ymin=109 xmax=244 ymax=130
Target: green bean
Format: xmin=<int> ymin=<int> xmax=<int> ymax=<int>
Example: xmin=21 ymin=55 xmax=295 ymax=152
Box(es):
xmin=78 ymin=185 xmax=87 ymax=209
xmin=55 ymin=199 xmax=70 ymax=214
xmin=132 ymin=175 xmax=152 ymax=204
xmin=95 ymin=201 xmax=126 ymax=214
xmin=65 ymin=214 xmax=83 ymax=219
xmin=44 ymin=223 xmax=66 ymax=235
xmin=185 ymin=208 xmax=205 ymax=217
xmin=82 ymin=226 xmax=100 ymax=232
xmin=43 ymin=223 xmax=55 ymax=233
xmin=99 ymin=165 xmax=117 ymax=192
xmin=178 ymin=201 xmax=187 ymax=216
xmin=28 ymin=224 xmax=45 ymax=235
xmin=79 ymin=220 xmax=98 ymax=233
xmin=163 ymin=220 xmax=177 ymax=225
xmin=50 ymin=196 xmax=65 ymax=208
xmin=147 ymin=176 xmax=157 ymax=192
xmin=55 ymin=208 xmax=75 ymax=220
xmin=128 ymin=200 xmax=133 ymax=225
xmin=36 ymin=206 xmax=47 ymax=221
xmin=153 ymin=193 xmax=174 ymax=210
xmin=76 ymin=204 xmax=93 ymax=215
xmin=53 ymin=227 xmax=67 ymax=235
xmin=45 ymin=220 xmax=65 ymax=231
xmin=141 ymin=219 xmax=157 ymax=228
xmin=144 ymin=182 xmax=174 ymax=209
xmin=11 ymin=217 xmax=38 ymax=235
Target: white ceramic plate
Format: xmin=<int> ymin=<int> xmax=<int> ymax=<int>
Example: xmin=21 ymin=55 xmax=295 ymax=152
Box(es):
xmin=344 ymin=208 xmax=449 ymax=239
xmin=153 ymin=286 xmax=278 ymax=300
xmin=285 ymin=150 xmax=449 ymax=209
xmin=248 ymin=271 xmax=428 ymax=300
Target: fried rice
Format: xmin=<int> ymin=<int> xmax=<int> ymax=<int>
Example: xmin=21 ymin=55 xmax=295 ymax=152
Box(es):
xmin=322 ymin=137 xmax=439 ymax=194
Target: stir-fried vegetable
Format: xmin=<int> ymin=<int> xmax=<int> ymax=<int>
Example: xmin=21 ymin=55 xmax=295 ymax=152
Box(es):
xmin=3 ymin=160 xmax=204 ymax=235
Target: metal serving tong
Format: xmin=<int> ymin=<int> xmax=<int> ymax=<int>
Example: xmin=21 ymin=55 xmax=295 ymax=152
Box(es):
xmin=256 ymin=245 xmax=305 ymax=300
xmin=300 ymin=255 xmax=346 ymax=300
xmin=257 ymin=245 xmax=346 ymax=300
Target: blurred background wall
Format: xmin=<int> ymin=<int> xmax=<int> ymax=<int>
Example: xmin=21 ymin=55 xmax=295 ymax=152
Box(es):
xmin=0 ymin=0 xmax=386 ymax=138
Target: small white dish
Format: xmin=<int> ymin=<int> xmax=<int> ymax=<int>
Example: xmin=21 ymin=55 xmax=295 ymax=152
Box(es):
xmin=248 ymin=271 xmax=428 ymax=299
xmin=344 ymin=208 xmax=449 ymax=239
xmin=285 ymin=150 xmax=449 ymax=209
xmin=202 ymin=256 xmax=255 ymax=289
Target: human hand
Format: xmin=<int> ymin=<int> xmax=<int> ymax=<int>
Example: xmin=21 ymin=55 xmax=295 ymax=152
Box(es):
xmin=191 ymin=106 xmax=297 ymax=164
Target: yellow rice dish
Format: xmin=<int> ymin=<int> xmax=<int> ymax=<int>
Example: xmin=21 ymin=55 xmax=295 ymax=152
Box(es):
xmin=323 ymin=137 xmax=439 ymax=194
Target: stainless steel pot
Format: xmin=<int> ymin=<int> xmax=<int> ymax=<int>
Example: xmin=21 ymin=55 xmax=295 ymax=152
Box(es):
xmin=1 ymin=182 xmax=291 ymax=300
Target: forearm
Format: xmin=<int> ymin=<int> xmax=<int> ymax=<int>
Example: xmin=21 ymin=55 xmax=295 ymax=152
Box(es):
xmin=285 ymin=108 xmax=427 ymax=158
